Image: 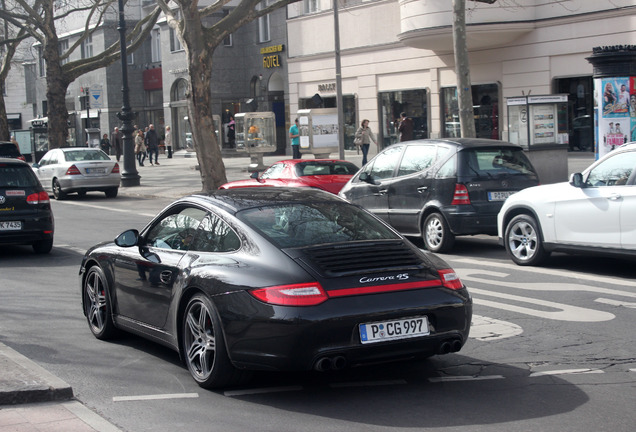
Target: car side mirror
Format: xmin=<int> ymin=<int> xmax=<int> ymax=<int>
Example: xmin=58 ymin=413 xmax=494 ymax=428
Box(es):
xmin=359 ymin=172 xmax=377 ymax=185
xmin=115 ymin=229 xmax=139 ymax=247
xmin=569 ymin=172 xmax=585 ymax=188
xmin=32 ymin=163 xmax=40 ymax=169
xmin=250 ymin=171 xmax=260 ymax=181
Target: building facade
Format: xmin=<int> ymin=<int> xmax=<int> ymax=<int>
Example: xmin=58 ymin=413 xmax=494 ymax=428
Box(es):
xmin=286 ymin=0 xmax=636 ymax=159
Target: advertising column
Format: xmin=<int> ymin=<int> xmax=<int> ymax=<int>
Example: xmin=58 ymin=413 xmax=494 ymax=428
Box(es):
xmin=587 ymin=46 xmax=636 ymax=159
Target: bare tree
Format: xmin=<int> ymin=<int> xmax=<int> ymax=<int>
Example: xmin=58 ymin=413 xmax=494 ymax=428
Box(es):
xmin=453 ymin=0 xmax=497 ymax=138
xmin=155 ymin=0 xmax=301 ymax=192
xmin=0 ymin=0 xmax=161 ymax=148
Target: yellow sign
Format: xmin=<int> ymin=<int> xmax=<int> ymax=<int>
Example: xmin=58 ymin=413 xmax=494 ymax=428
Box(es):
xmin=260 ymin=44 xmax=284 ymax=54
xmin=263 ymin=54 xmax=281 ymax=69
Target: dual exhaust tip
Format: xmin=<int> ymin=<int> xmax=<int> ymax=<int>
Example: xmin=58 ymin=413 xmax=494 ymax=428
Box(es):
xmin=313 ymin=338 xmax=463 ymax=372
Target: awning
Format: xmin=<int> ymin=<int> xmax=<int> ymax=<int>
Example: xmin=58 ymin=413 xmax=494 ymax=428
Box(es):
xmin=28 ymin=117 xmax=48 ymax=123
xmin=7 ymin=113 xmax=21 ymax=120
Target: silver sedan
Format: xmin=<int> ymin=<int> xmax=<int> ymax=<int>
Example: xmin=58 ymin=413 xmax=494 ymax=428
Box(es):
xmin=32 ymin=148 xmax=120 ymax=199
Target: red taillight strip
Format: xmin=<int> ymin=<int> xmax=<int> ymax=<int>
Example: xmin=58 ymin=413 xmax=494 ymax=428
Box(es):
xmin=327 ymin=280 xmax=441 ymax=298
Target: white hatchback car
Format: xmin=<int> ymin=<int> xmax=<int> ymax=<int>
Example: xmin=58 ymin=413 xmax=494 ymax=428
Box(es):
xmin=498 ymin=143 xmax=636 ymax=265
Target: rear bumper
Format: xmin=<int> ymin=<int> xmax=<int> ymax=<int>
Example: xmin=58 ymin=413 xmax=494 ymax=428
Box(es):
xmin=58 ymin=175 xmax=120 ymax=192
xmin=0 ymin=214 xmax=54 ymax=246
xmin=216 ymin=287 xmax=472 ymax=372
xmin=443 ymin=207 xmax=498 ymax=236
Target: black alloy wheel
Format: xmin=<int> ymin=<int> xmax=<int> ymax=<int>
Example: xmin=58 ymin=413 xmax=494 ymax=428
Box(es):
xmin=182 ymin=294 xmax=244 ymax=389
xmin=84 ymin=266 xmax=118 ymax=339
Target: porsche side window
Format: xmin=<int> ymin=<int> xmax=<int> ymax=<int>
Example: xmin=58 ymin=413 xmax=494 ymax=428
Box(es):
xmin=586 ymin=151 xmax=636 ymax=187
xmin=146 ymin=207 xmax=206 ymax=250
xmin=191 ymin=213 xmax=241 ymax=253
xmin=260 ymin=163 xmax=285 ymax=179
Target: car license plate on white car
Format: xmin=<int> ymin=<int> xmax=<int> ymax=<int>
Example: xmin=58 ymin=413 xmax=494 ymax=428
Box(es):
xmin=488 ymin=191 xmax=515 ymax=201
xmin=0 ymin=221 xmax=22 ymax=231
xmin=359 ymin=316 xmax=430 ymax=344
xmin=86 ymin=168 xmax=106 ymax=174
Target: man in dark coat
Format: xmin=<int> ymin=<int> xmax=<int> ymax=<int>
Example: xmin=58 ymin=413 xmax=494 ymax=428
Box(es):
xmin=398 ymin=112 xmax=414 ymax=142
xmin=145 ymin=124 xmax=160 ymax=166
xmin=111 ymin=127 xmax=123 ymax=162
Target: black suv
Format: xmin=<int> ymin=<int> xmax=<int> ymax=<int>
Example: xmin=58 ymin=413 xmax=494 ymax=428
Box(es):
xmin=339 ymin=138 xmax=539 ymax=252
xmin=0 ymin=157 xmax=54 ymax=253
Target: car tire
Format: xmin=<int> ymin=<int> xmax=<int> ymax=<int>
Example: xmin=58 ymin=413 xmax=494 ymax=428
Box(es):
xmin=52 ymin=179 xmax=67 ymax=200
xmin=182 ymin=294 xmax=245 ymax=389
xmin=105 ymin=187 xmax=118 ymax=198
xmin=423 ymin=212 xmax=455 ymax=253
xmin=32 ymin=239 xmax=53 ymax=254
xmin=83 ymin=266 xmax=119 ymax=340
xmin=504 ymin=214 xmax=549 ymax=266
xmin=77 ymin=190 xmax=87 ymax=198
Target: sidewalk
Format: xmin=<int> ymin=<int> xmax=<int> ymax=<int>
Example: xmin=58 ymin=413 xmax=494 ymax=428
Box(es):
xmin=0 ymin=148 xmax=595 ymax=431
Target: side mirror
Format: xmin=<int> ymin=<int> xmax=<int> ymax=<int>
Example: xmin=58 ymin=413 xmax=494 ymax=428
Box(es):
xmin=569 ymin=172 xmax=585 ymax=188
xmin=359 ymin=172 xmax=376 ymax=185
xmin=250 ymin=171 xmax=260 ymax=180
xmin=115 ymin=229 xmax=139 ymax=247
xmin=32 ymin=163 xmax=40 ymax=169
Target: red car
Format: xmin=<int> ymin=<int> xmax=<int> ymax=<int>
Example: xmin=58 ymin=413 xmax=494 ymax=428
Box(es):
xmin=219 ymin=159 xmax=360 ymax=194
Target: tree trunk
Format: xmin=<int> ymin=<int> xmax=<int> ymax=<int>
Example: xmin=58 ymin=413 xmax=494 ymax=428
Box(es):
xmin=452 ymin=0 xmax=476 ymax=138
xmin=182 ymin=10 xmax=227 ymax=192
xmin=0 ymin=92 xmax=8 ymax=141
xmin=44 ymin=40 xmax=70 ymax=149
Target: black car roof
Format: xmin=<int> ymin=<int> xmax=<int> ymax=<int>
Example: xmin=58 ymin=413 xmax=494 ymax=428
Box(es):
xmin=0 ymin=157 xmax=27 ymax=165
xmin=186 ymin=187 xmax=346 ymax=213
xmin=405 ymin=138 xmax=522 ymax=149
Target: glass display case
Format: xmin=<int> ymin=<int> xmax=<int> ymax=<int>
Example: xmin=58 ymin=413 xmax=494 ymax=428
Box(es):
xmin=507 ymin=95 xmax=569 ymax=148
xmin=234 ymin=112 xmax=276 ymax=153
xmin=297 ymin=108 xmax=339 ymax=158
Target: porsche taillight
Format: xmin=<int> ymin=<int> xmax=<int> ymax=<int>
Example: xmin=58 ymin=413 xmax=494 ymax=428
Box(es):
xmin=27 ymin=191 xmax=50 ymax=204
xmin=451 ymin=184 xmax=470 ymax=205
xmin=250 ymin=282 xmax=328 ymax=306
xmin=65 ymin=165 xmax=81 ymax=175
xmin=438 ymin=269 xmax=463 ymax=290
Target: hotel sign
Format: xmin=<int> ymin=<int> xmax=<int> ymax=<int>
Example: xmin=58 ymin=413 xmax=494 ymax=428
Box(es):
xmin=261 ymin=44 xmax=285 ymax=69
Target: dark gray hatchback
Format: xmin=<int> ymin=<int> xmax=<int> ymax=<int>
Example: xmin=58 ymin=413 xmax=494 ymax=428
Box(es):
xmin=0 ymin=157 xmax=54 ymax=253
xmin=339 ymin=138 xmax=539 ymax=252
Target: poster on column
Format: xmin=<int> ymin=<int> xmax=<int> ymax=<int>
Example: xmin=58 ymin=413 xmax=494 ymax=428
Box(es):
xmin=596 ymin=77 xmax=631 ymax=158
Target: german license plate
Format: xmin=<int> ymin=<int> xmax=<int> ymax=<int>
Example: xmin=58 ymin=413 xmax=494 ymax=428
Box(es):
xmin=488 ymin=191 xmax=515 ymax=201
xmin=359 ymin=316 xmax=430 ymax=344
xmin=86 ymin=168 xmax=106 ymax=174
xmin=0 ymin=221 xmax=22 ymax=231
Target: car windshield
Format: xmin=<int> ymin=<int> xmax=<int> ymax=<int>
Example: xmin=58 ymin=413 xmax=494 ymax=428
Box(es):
xmin=0 ymin=164 xmax=40 ymax=188
xmin=460 ymin=148 xmax=537 ymax=177
xmin=294 ymin=161 xmax=359 ymax=177
xmin=238 ymin=201 xmax=400 ymax=248
xmin=64 ymin=150 xmax=110 ymax=162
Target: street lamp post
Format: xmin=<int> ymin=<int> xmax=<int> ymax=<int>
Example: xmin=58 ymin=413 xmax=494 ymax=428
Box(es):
xmin=116 ymin=0 xmax=140 ymax=187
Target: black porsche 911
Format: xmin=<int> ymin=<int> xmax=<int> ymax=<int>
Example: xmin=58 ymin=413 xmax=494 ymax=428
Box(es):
xmin=80 ymin=187 xmax=472 ymax=389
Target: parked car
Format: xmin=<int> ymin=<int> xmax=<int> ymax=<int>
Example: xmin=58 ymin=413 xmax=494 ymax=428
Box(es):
xmin=0 ymin=157 xmax=54 ymax=253
xmin=498 ymin=142 xmax=636 ymax=266
xmin=339 ymin=138 xmax=540 ymax=252
xmin=219 ymin=159 xmax=360 ymax=194
xmin=80 ymin=188 xmax=472 ymax=389
xmin=0 ymin=141 xmax=26 ymax=161
xmin=32 ymin=148 xmax=120 ymax=199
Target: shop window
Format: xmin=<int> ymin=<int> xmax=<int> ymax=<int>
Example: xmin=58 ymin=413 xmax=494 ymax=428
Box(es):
xmin=554 ymin=76 xmax=594 ymax=151
xmin=379 ymin=89 xmax=428 ymax=147
xmin=441 ymin=83 xmax=499 ymax=139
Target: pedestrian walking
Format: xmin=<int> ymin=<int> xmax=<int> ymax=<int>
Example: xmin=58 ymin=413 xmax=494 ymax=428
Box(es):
xmin=398 ymin=112 xmax=414 ymax=142
xmin=145 ymin=124 xmax=160 ymax=166
xmin=111 ymin=127 xmax=123 ymax=161
xmin=227 ymin=116 xmax=236 ymax=149
xmin=165 ymin=125 xmax=173 ymax=158
xmin=354 ymin=119 xmax=378 ymax=165
xmin=134 ymin=130 xmax=146 ymax=166
xmin=100 ymin=134 xmax=111 ymax=154
xmin=289 ymin=118 xmax=301 ymax=159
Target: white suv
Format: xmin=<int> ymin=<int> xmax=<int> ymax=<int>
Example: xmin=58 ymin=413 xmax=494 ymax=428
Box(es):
xmin=497 ymin=143 xmax=636 ymax=265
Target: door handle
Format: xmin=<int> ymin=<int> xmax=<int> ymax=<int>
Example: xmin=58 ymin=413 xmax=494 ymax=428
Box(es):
xmin=378 ymin=189 xmax=388 ymax=195
xmin=417 ymin=186 xmax=428 ymax=193
xmin=160 ymin=270 xmax=173 ymax=284
xmin=608 ymin=193 xmax=622 ymax=201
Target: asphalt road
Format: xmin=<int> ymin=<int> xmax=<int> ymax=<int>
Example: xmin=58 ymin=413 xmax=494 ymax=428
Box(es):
xmin=1 ymin=185 xmax=634 ymax=432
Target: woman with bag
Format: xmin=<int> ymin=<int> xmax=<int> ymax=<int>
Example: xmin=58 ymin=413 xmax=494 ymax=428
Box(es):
xmin=134 ymin=129 xmax=147 ymax=166
xmin=354 ymin=119 xmax=378 ymax=165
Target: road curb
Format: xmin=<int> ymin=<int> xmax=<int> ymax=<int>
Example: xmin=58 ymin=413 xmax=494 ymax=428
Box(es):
xmin=0 ymin=342 xmax=73 ymax=405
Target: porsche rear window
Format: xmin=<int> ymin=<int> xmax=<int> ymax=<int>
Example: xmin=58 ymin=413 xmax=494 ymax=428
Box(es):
xmin=295 ymin=161 xmax=359 ymax=176
xmin=239 ymin=202 xmax=399 ymax=248
xmin=0 ymin=164 xmax=40 ymax=188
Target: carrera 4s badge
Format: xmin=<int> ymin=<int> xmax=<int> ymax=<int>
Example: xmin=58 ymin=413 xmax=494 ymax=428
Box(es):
xmin=359 ymin=273 xmax=409 ymax=284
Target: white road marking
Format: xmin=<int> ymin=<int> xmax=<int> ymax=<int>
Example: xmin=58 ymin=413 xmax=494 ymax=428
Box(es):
xmin=529 ymin=369 xmax=604 ymax=377
xmin=330 ymin=379 xmax=407 ymax=388
xmin=470 ymin=314 xmax=523 ymax=340
xmin=595 ymin=298 xmax=636 ymax=308
xmin=55 ymin=244 xmax=88 ymax=254
xmin=428 ymin=375 xmax=504 ymax=383
xmin=113 ymin=393 xmax=199 ymax=402
xmin=224 ymin=386 xmax=303 ymax=397
xmin=55 ymin=200 xmax=156 ymax=218
xmin=453 ymin=258 xmax=636 ymax=288
xmin=470 ymin=287 xmax=615 ymax=322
